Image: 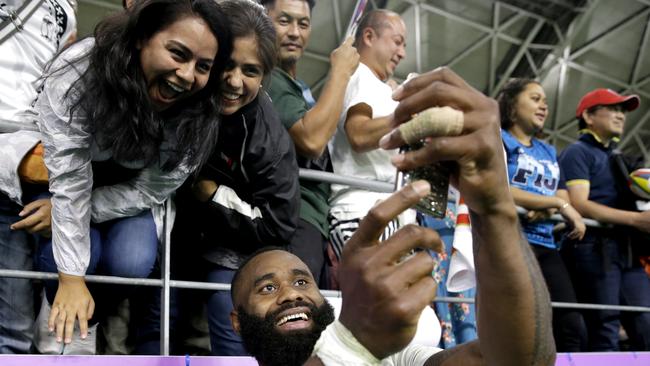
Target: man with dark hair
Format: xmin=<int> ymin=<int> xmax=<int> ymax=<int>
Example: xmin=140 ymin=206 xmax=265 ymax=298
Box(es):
xmin=328 ymin=9 xmax=410 ymax=259
xmin=230 ymin=248 xmax=335 ymax=366
xmin=262 ymin=0 xmax=359 ymax=286
xmin=231 ymin=67 xmax=556 ymax=366
xmin=558 ymin=88 xmax=650 ymax=351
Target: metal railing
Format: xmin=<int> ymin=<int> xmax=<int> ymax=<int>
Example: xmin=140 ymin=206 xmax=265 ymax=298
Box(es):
xmin=1 ymin=123 xmax=650 ymax=355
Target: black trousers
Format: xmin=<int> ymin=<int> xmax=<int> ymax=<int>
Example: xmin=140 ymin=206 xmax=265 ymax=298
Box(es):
xmin=532 ymin=245 xmax=588 ymax=352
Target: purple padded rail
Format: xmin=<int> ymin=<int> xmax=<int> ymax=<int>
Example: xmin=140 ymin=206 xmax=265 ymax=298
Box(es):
xmin=1 ymin=353 xmax=649 ymax=365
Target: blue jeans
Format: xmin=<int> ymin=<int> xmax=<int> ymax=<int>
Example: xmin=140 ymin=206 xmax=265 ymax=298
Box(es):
xmin=206 ymin=266 xmax=247 ymax=356
xmin=562 ymin=232 xmax=650 ymax=351
xmin=36 ymin=210 xmax=158 ymax=316
xmin=0 ymin=193 xmax=35 ymax=353
xmin=419 ymin=209 xmax=478 ymax=348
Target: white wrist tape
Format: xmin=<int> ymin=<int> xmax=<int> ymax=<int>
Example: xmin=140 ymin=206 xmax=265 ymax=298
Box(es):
xmin=312 ymin=320 xmax=382 ymax=365
xmin=398 ymin=106 xmax=464 ymax=144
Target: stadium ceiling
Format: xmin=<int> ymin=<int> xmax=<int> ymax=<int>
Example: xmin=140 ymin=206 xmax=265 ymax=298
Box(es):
xmin=80 ymin=0 xmax=650 ymax=163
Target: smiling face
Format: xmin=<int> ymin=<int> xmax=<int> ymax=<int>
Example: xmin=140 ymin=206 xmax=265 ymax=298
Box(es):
xmin=232 ymin=250 xmax=325 ymax=333
xmin=511 ymin=82 xmax=548 ymax=135
xmin=220 ymin=36 xmax=264 ymax=116
xmin=584 ymin=104 xmax=626 ymax=141
xmin=266 ymin=0 xmax=311 ymax=70
xmin=363 ymin=15 xmax=406 ymax=81
xmin=138 ymin=16 xmax=218 ymax=111
xmin=231 ymin=250 xmax=334 ymax=365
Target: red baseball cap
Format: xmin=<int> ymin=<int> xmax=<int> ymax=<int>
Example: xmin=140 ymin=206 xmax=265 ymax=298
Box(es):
xmin=575 ymin=88 xmax=640 ymax=118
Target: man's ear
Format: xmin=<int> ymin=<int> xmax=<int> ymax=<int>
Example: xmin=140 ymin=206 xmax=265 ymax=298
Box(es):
xmin=582 ymin=110 xmax=592 ymax=127
xmin=230 ymin=309 xmax=241 ymax=335
xmin=362 ymin=27 xmax=375 ymax=48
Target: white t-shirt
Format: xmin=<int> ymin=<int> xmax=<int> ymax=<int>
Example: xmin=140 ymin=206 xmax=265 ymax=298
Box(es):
xmin=328 ymin=62 xmax=414 ymax=224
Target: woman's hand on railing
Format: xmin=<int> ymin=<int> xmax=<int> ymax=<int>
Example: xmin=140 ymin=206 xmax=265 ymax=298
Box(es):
xmin=48 ymin=273 xmax=95 ymax=344
xmin=559 ymin=203 xmax=586 ymax=240
xmin=525 ymin=208 xmax=555 ymax=222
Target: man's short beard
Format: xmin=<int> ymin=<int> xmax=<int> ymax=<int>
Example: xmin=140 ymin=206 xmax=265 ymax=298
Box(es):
xmin=279 ymin=56 xmax=299 ymax=72
xmin=237 ymin=300 xmax=335 ymax=366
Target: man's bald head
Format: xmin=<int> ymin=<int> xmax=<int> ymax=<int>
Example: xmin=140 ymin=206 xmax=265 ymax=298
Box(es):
xmin=353 ymin=9 xmax=401 ymax=47
xmin=353 ymin=9 xmax=406 ymax=80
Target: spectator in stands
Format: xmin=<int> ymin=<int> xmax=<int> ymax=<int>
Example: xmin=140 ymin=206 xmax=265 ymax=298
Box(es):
xmin=230 ymin=65 xmax=556 ymax=364
xmin=261 ymin=0 xmax=359 ymax=286
xmin=497 ymin=78 xmax=587 ymax=352
xmin=0 ymin=0 xmax=77 ymax=353
xmin=182 ymin=0 xmax=300 ymax=355
xmin=328 ymin=9 xmax=412 ymax=260
xmin=418 ymin=191 xmax=478 ymax=348
xmin=559 ymin=88 xmax=650 ymax=351
xmin=32 ymin=0 xmax=231 ymax=349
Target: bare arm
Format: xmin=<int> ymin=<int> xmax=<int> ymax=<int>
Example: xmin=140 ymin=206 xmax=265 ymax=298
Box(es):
xmin=424 ymin=341 xmax=482 ymax=366
xmin=567 ymin=182 xmax=650 ymax=232
xmin=381 ymin=67 xmax=555 ymax=366
xmin=512 ymin=187 xmax=585 ymax=240
xmin=511 ymin=186 xmax=564 ymax=211
xmin=288 ymin=37 xmax=359 ymax=158
xmin=344 ymin=104 xmax=394 ymax=153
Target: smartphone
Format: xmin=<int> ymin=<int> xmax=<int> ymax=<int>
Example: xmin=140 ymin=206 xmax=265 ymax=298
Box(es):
xmin=394 ymin=142 xmax=450 ymax=219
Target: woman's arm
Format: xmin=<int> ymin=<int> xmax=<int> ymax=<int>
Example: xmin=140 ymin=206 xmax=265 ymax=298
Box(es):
xmin=511 ymin=186 xmax=564 ymax=211
xmin=197 ymin=140 xmax=300 ymax=251
xmin=90 ymin=160 xmax=192 ymax=223
xmin=36 ymin=52 xmax=95 ymax=344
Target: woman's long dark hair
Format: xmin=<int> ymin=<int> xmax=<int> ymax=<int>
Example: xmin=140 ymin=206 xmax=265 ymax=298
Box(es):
xmin=496 ymin=78 xmax=539 ymax=130
xmin=63 ymin=0 xmax=232 ymax=171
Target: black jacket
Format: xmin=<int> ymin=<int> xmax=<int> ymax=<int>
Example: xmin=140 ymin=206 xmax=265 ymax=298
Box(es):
xmin=180 ymin=93 xmax=300 ymax=255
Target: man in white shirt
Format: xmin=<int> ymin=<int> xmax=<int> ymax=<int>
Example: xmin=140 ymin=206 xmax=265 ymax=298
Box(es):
xmin=328 ymin=9 xmax=410 ymax=259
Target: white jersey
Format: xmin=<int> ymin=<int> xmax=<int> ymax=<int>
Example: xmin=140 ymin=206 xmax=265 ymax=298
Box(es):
xmin=0 ymin=0 xmax=77 ymax=124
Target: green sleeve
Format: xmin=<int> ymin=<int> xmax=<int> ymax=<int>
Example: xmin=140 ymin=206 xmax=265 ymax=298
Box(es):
xmin=267 ymin=71 xmax=309 ymax=130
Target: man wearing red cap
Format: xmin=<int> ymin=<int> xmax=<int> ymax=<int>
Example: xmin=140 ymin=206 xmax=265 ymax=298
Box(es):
xmin=558 ymin=88 xmax=650 ymax=351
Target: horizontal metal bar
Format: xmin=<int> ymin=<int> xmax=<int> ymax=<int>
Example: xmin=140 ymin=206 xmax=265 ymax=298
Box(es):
xmin=168 ymin=279 xmax=229 ymax=291
xmin=551 ymin=301 xmax=650 ymax=312
xmin=299 ymin=168 xmax=394 ymax=193
xmin=3 ymin=270 xmax=649 ymax=312
xmin=0 ymin=269 xmax=162 ymax=286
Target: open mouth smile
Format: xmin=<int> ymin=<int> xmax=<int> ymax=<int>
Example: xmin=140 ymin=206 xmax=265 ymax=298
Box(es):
xmin=274 ymin=307 xmax=312 ymax=331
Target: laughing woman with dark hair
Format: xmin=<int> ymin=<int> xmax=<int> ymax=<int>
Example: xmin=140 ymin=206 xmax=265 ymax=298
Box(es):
xmin=33 ymin=0 xmax=231 ymax=347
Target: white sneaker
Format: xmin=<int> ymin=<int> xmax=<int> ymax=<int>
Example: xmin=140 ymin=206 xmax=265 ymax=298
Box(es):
xmin=32 ymin=291 xmax=97 ymax=355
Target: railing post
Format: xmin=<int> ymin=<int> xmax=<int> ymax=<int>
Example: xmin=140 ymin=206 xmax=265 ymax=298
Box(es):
xmin=159 ymin=198 xmax=172 ymax=355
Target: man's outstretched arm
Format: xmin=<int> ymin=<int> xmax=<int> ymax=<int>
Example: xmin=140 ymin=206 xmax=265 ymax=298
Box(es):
xmin=382 ymin=67 xmax=555 ymax=366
